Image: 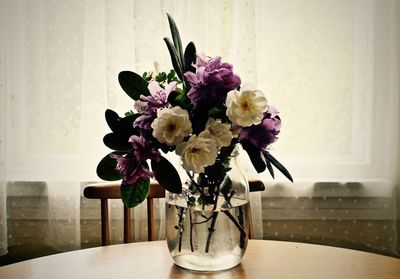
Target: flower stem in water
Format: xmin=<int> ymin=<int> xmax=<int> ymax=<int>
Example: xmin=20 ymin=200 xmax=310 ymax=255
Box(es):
xmin=205 ymin=212 xmax=218 ymax=253
xmin=221 ymin=210 xmax=247 ymax=239
xmin=238 ymin=206 xmax=245 ymax=249
xmin=177 ymin=207 xmax=184 ymax=252
xmin=189 ymin=211 xmax=194 ymax=252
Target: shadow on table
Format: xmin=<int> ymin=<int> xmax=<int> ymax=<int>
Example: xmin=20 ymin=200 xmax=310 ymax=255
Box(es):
xmin=169 ymin=263 xmax=246 ymax=278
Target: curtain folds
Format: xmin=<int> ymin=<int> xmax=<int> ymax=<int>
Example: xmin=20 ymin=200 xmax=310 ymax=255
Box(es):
xmin=0 ymin=0 xmax=399 ymax=258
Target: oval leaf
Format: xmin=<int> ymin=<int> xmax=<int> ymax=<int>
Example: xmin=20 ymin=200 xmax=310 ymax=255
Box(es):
xmin=121 ymin=179 xmax=150 ymax=208
xmin=105 ymin=109 xmax=120 ymax=133
xmin=96 ymin=153 xmax=123 ymax=181
xmin=151 ymin=156 xmax=182 ymax=193
xmin=117 ymin=114 xmax=139 ymax=137
xmin=103 ymin=133 xmax=131 ymax=151
xmin=118 ymin=71 xmax=150 ymax=100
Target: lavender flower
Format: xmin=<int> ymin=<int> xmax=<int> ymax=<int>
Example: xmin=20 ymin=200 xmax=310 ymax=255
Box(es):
xmin=111 ymin=154 xmax=153 ymax=185
xmin=129 ymin=135 xmax=160 ymax=162
xmin=239 ymin=106 xmax=281 ymax=150
xmin=184 ymin=55 xmax=241 ymax=106
xmin=134 ymin=81 xmax=176 ymax=131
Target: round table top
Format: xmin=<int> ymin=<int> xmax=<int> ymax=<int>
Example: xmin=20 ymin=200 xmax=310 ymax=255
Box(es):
xmin=0 ymin=240 xmax=399 ymax=278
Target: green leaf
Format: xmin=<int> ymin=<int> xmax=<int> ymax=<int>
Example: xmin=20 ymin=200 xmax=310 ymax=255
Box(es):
xmin=155 ymin=72 xmax=167 ymax=83
xmin=207 ymin=107 xmax=228 ymax=120
xmin=207 ymin=107 xmax=221 ymax=118
xmin=264 ymin=152 xmax=293 ymax=182
xmin=166 ymin=13 xmax=184 ymax=66
xmin=105 ymin=109 xmax=119 ymax=133
xmin=96 ymin=153 xmax=123 ymax=181
xmin=151 ymin=156 xmax=182 ymax=193
xmin=167 ymin=70 xmax=176 ymax=82
xmin=124 ymin=110 xmax=135 ymax=117
xmin=241 ymin=142 xmax=266 ymax=173
xmin=103 ymin=133 xmax=131 ymax=151
xmin=184 ymin=42 xmax=196 ymax=72
xmin=121 ymin=179 xmax=150 ymax=208
xmin=118 ymin=71 xmax=150 ymax=100
xmin=164 ymin=38 xmax=183 ymax=80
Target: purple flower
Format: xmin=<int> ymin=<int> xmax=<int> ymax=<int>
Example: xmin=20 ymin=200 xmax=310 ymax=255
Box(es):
xmin=239 ymin=106 xmax=281 ymax=150
xmin=184 ymin=55 xmax=241 ymax=106
xmin=129 ymin=135 xmax=160 ymax=162
xmin=134 ymin=81 xmax=176 ymax=131
xmin=111 ymin=154 xmax=153 ymax=185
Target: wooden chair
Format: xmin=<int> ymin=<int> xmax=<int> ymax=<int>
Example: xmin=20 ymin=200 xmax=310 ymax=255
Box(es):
xmin=83 ymin=180 xmax=265 ymax=246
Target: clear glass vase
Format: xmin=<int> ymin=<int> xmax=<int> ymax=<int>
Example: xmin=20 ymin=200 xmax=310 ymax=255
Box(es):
xmin=166 ymin=149 xmax=250 ymax=271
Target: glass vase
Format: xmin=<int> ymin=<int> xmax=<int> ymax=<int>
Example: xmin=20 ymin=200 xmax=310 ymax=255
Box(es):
xmin=166 ymin=149 xmax=250 ymax=271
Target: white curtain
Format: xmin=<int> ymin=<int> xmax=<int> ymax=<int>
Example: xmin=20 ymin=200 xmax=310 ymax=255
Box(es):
xmin=0 ymin=0 xmax=399 ymax=257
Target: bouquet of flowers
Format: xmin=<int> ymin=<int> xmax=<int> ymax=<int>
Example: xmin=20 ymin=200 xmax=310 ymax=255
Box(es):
xmin=97 ymin=14 xmax=292 ymax=208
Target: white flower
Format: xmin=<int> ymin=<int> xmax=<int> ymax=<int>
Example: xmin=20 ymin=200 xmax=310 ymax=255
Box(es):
xmin=176 ymin=130 xmax=218 ymax=173
xmin=205 ymin=118 xmax=232 ymax=147
xmin=151 ymin=106 xmax=192 ymax=146
xmin=225 ymin=85 xmax=268 ymax=127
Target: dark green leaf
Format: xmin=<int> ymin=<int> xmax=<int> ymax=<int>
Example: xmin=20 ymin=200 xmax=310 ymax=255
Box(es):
xmin=151 ymin=156 xmax=182 ymax=193
xmin=264 ymin=152 xmax=293 ymax=182
xmin=121 ymin=179 xmax=150 ymax=208
xmin=103 ymin=133 xmax=131 ymax=151
xmin=166 ymin=13 xmax=183 ymax=66
xmin=160 ymin=144 xmax=174 ymax=153
xmin=220 ymin=176 xmax=232 ymax=196
xmin=266 ymin=157 xmax=275 ymax=179
xmin=205 ymin=162 xmax=226 ymax=184
xmin=184 ymin=42 xmax=196 ymax=72
xmin=118 ymin=71 xmax=150 ymax=100
xmin=167 ymin=91 xmax=179 ymax=106
xmin=96 ymin=153 xmax=123 ymax=181
xmin=164 ymin=38 xmax=183 ymax=80
xmin=105 ymin=109 xmax=119 ymax=133
xmin=242 ymin=142 xmax=266 ymax=173
xmin=118 ymin=114 xmax=140 ymax=137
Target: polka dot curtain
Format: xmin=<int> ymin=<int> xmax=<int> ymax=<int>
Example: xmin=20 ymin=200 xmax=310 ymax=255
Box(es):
xmin=0 ymin=0 xmax=399 ymax=260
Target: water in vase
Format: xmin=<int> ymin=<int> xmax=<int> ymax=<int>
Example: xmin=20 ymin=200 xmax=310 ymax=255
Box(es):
xmin=166 ymin=197 xmax=250 ymax=271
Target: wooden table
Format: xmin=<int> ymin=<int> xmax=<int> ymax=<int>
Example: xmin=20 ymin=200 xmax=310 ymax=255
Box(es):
xmin=0 ymin=240 xmax=399 ymax=278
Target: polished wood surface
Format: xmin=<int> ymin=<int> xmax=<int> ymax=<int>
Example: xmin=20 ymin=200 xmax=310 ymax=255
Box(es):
xmin=0 ymin=240 xmax=399 ymax=278
xmin=83 ymin=181 xmax=265 ymax=245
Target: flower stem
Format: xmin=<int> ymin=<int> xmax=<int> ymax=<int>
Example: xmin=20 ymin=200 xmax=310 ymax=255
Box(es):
xmin=189 ymin=211 xmax=194 ymax=252
xmin=177 ymin=207 xmax=184 ymax=252
xmin=238 ymin=206 xmax=246 ymax=249
xmin=221 ymin=210 xmax=247 ymax=238
xmin=205 ymin=212 xmax=218 ymax=253
xmin=186 ymin=171 xmax=207 ymax=196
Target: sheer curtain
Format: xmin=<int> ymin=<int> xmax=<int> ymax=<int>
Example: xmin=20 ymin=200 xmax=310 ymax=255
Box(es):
xmin=0 ymin=0 xmax=399 ymax=258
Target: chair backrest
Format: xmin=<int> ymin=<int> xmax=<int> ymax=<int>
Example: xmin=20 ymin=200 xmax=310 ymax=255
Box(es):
xmin=83 ymin=180 xmax=265 ymax=246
